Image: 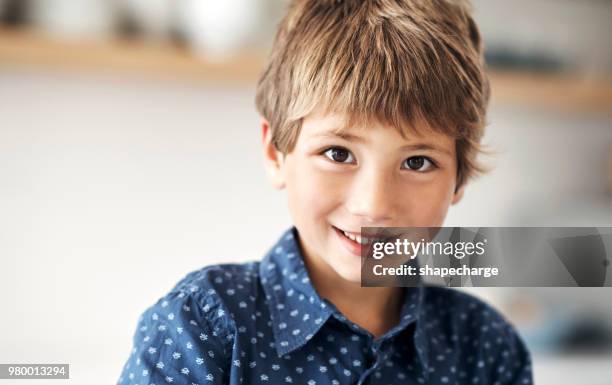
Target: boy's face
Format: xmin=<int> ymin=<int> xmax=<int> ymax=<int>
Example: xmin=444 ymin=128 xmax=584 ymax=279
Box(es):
xmin=262 ymin=110 xmax=464 ymax=283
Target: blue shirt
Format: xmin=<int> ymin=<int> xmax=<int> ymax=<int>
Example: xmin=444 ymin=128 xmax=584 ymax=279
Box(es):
xmin=117 ymin=227 xmax=533 ymax=385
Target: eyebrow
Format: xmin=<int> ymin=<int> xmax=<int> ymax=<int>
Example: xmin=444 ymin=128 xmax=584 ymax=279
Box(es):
xmin=399 ymin=143 xmax=453 ymax=156
xmin=313 ymin=132 xmax=366 ymax=142
xmin=312 ymin=132 xmax=453 ymax=156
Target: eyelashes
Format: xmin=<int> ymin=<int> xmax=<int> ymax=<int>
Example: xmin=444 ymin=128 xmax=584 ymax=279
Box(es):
xmin=322 ymin=147 xmax=355 ymax=164
xmin=401 ymin=156 xmax=436 ymax=172
xmin=320 ymin=146 xmax=438 ymax=172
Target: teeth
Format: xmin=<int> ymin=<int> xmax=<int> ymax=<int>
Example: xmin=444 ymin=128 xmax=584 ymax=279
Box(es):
xmin=341 ymin=230 xmax=369 ymax=245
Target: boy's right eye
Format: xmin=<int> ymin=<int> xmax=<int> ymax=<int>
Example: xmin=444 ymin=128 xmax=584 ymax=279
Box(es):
xmin=322 ymin=147 xmax=355 ymax=164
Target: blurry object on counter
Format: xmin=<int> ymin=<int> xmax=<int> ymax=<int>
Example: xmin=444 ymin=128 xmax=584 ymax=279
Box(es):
xmin=485 ymin=46 xmax=565 ymax=73
xmin=558 ymin=315 xmax=612 ymax=353
xmin=0 ymin=0 xmax=31 ymax=27
xmin=503 ymin=291 xmax=612 ymax=355
xmin=472 ymin=0 xmax=612 ymax=77
xmin=29 ymin=0 xmax=114 ymax=39
xmin=115 ymin=0 xmax=175 ymax=40
xmin=176 ymin=0 xmax=263 ymax=60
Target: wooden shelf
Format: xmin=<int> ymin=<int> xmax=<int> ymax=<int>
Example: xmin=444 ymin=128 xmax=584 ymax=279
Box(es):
xmin=489 ymin=71 xmax=612 ymax=113
xmin=1 ymin=27 xmax=611 ymax=112
xmin=0 ymin=27 xmax=266 ymax=83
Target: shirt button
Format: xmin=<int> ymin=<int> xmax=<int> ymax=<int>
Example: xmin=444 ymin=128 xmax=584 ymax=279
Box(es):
xmin=370 ymin=346 xmax=379 ymax=358
xmin=366 ymin=347 xmax=377 ymax=366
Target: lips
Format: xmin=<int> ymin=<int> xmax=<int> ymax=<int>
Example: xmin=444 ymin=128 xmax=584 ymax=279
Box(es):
xmin=332 ymin=225 xmax=374 ymax=257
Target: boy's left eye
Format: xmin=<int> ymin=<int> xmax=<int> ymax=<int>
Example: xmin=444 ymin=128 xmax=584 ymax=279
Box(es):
xmin=402 ymin=156 xmax=435 ymax=171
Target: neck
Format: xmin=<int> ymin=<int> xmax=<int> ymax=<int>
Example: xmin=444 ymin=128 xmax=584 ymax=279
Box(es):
xmin=301 ymin=243 xmax=404 ymax=338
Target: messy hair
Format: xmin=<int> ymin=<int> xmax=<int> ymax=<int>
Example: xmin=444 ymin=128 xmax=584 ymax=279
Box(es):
xmin=255 ymin=0 xmax=490 ymax=189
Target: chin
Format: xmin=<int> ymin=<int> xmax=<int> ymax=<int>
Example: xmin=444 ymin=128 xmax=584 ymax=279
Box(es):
xmin=331 ymin=262 xmax=362 ymax=283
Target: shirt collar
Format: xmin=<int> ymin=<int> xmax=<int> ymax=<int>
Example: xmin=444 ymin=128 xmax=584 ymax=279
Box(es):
xmin=260 ymin=226 xmax=430 ymax=373
xmin=260 ymin=227 xmax=333 ymax=357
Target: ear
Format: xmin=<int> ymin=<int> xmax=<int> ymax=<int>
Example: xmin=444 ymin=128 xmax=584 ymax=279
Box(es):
xmin=261 ymin=118 xmax=286 ymax=189
xmin=451 ymin=184 xmax=465 ymax=205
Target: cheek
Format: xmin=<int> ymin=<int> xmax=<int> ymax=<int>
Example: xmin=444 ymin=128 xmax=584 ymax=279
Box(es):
xmin=399 ymin=176 xmax=456 ymax=226
xmin=285 ymin=158 xmax=345 ymax=221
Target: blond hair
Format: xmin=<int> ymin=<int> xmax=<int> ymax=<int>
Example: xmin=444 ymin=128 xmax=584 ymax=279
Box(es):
xmin=255 ymin=0 xmax=490 ymax=189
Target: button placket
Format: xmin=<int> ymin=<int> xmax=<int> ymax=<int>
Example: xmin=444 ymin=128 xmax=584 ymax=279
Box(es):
xmin=354 ymin=340 xmax=384 ymax=385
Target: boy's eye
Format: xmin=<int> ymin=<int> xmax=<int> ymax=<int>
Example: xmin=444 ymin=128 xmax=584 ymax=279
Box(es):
xmin=323 ymin=147 xmax=355 ymax=164
xmin=402 ymin=156 xmax=435 ymax=171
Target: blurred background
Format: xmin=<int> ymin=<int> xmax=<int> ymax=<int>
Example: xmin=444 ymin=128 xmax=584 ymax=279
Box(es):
xmin=0 ymin=0 xmax=611 ymax=384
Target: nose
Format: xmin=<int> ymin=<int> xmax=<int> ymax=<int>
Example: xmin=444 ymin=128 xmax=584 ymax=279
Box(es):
xmin=345 ymin=167 xmax=395 ymax=225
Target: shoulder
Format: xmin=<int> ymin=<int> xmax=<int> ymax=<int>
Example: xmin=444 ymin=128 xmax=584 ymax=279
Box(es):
xmin=141 ymin=261 xmax=263 ymax=335
xmin=119 ymin=263 xmax=262 ymax=385
xmin=169 ymin=261 xmax=261 ymax=298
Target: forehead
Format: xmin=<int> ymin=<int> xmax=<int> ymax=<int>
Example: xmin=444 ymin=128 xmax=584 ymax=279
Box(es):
xmin=300 ymin=109 xmax=456 ymax=146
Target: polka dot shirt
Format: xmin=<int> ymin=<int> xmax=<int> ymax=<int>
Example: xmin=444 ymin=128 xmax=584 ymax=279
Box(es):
xmin=117 ymin=227 xmax=533 ymax=385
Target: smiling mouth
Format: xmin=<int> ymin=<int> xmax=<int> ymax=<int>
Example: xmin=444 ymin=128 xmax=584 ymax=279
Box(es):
xmin=332 ymin=225 xmax=373 ymax=246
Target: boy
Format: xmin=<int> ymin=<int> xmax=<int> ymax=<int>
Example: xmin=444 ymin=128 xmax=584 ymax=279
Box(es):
xmin=117 ymin=0 xmax=533 ymax=384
